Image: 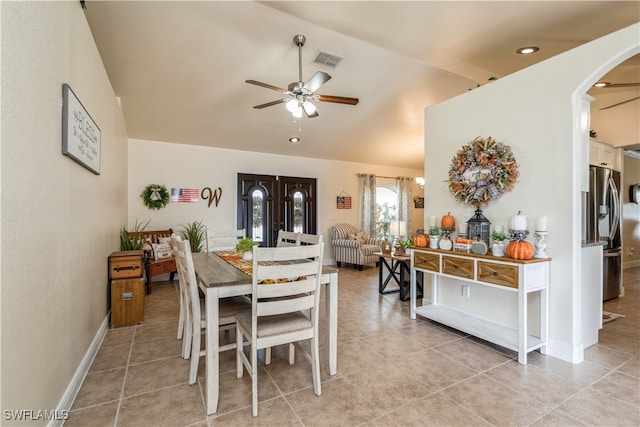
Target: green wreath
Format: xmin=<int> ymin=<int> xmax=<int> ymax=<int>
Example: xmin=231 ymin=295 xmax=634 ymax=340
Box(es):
xmin=447 ymin=136 xmax=519 ymax=207
xmin=140 ymin=184 xmax=170 ymax=210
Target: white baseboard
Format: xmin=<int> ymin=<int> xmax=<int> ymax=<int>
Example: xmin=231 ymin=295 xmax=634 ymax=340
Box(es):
xmin=546 ymin=339 xmax=584 ymax=364
xmin=49 ymin=313 xmax=110 ymax=427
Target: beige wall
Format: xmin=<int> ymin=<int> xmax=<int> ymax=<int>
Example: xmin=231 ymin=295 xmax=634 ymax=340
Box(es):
xmin=128 ymin=138 xmax=424 ymax=265
xmin=1 ymin=1 xmax=128 ymax=422
xmin=623 ymin=153 xmax=640 ymax=268
xmin=423 ymin=23 xmax=639 ymax=363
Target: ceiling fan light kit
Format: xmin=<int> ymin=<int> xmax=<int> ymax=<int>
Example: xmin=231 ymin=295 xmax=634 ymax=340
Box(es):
xmin=246 ymin=34 xmax=359 ymax=122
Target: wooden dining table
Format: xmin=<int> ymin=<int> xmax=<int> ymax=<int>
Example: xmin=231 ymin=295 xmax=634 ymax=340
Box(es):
xmin=192 ymin=252 xmax=339 ymax=415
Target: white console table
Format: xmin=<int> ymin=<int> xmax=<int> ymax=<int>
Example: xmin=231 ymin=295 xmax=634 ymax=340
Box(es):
xmin=410 ymin=248 xmax=550 ymax=364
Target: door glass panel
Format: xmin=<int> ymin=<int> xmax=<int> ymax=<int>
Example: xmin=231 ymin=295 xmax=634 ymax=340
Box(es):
xmin=251 ymin=189 xmax=265 ymax=243
xmin=293 ymin=190 xmax=304 ymax=233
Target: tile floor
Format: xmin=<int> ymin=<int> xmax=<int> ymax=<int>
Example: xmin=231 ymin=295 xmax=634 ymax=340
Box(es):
xmin=68 ymin=266 xmax=640 ymax=426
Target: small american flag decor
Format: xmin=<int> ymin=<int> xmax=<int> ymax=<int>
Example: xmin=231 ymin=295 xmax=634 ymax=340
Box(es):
xmin=171 ymin=188 xmax=200 ymax=203
xmin=336 ymin=195 xmax=351 ymax=209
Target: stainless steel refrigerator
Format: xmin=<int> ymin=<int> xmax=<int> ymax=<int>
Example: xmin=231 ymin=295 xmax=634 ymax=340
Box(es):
xmin=584 ymin=166 xmax=622 ymax=301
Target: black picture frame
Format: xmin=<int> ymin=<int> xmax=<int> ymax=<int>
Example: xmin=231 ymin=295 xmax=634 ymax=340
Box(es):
xmin=62 ymin=83 xmax=101 ymax=174
xmin=414 ymin=196 xmax=424 ymax=208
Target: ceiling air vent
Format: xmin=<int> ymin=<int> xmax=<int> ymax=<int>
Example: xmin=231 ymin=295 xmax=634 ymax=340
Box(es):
xmin=312 ymin=50 xmax=344 ymax=69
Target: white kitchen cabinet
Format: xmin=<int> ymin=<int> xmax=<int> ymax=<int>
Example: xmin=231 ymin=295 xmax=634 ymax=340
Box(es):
xmin=589 ymin=138 xmax=621 ymax=171
xmin=410 ymin=248 xmax=550 ymax=364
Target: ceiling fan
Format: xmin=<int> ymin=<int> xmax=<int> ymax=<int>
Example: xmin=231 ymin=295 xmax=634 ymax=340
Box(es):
xmin=593 ymin=81 xmax=640 ymax=110
xmin=245 ymin=34 xmax=359 ymax=119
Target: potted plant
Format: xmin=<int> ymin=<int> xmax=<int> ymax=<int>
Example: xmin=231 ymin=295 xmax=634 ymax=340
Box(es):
xmin=235 ymin=237 xmax=258 ymax=260
xmin=179 ymin=220 xmax=206 ymax=253
xmin=400 ymin=239 xmax=413 ymax=255
xmin=428 ymin=227 xmax=441 ymax=249
xmin=491 ymin=230 xmax=509 ymax=257
xmin=120 ymin=219 xmax=150 ymax=251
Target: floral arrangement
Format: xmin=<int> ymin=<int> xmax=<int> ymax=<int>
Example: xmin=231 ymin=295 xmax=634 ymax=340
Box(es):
xmin=140 ymin=184 xmax=170 ymax=210
xmin=447 ymin=136 xmax=519 ymax=207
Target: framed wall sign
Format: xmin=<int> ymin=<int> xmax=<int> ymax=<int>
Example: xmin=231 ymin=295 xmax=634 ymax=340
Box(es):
xmin=62 ymin=83 xmax=101 ymax=174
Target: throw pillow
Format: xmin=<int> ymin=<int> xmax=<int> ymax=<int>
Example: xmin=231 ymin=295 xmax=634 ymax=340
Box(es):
xmin=158 ymin=236 xmax=172 ymax=245
xmin=152 ymin=243 xmax=173 ymax=260
xmin=348 ymin=231 xmax=365 ymax=242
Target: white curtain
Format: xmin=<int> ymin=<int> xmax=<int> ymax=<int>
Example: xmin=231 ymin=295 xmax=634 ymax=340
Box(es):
xmin=358 ymin=173 xmax=377 ymax=236
xmin=397 ymin=177 xmax=413 ymax=238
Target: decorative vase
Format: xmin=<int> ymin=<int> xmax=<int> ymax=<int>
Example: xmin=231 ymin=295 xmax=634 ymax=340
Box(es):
xmin=492 ymin=241 xmax=505 ymax=257
xmin=429 ymin=235 xmax=440 ymax=249
xmin=242 ymin=251 xmax=252 ymax=261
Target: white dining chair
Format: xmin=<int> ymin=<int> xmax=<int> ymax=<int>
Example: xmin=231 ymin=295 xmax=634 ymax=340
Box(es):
xmin=235 ymin=243 xmax=324 ymax=417
xmin=205 ymin=228 xmax=246 ymax=252
xmin=275 ymin=230 xmax=299 ymax=247
xmin=175 ymin=239 xmax=251 ymax=384
xmin=266 ymin=231 xmax=323 ymax=365
xmin=297 ymin=232 xmax=323 ymax=246
xmin=171 ymin=235 xmax=191 ymax=359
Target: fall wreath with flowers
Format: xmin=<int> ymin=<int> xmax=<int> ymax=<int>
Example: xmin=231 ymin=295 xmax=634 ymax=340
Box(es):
xmin=447 ymin=136 xmax=519 ymax=207
xmin=140 ymin=184 xmax=170 ymax=210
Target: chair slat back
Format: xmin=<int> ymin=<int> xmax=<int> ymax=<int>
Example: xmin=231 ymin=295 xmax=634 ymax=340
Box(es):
xmin=206 ymin=228 xmax=246 ymax=252
xmin=276 ymin=230 xmax=300 ymax=247
xmin=298 ymin=233 xmax=322 ymax=246
xmin=175 ymin=239 xmax=200 ymax=321
xmin=276 ymin=230 xmax=323 ymax=247
xmin=251 ymin=244 xmax=324 ymax=318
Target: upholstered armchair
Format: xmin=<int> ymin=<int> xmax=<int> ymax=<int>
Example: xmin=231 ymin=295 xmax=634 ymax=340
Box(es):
xmin=330 ymin=224 xmax=381 ymax=271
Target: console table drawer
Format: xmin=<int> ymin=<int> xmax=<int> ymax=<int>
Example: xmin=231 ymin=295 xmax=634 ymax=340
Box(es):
xmin=478 ymin=261 xmax=519 ymax=288
xmin=414 ymin=252 xmax=439 ymax=272
xmin=442 ymin=256 xmax=473 ymax=279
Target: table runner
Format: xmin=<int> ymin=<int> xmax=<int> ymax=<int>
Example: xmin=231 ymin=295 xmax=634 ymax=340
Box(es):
xmin=214 ymin=250 xmax=306 ymax=283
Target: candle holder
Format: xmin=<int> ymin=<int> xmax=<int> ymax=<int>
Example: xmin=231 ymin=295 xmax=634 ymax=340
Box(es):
xmin=534 ymin=231 xmax=548 ymax=258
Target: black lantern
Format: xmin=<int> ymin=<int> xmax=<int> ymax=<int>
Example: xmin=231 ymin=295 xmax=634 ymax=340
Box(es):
xmin=467 ymin=208 xmax=491 ymax=247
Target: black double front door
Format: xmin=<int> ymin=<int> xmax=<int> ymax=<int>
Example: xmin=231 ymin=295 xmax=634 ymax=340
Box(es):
xmin=236 ymin=173 xmax=317 ymax=247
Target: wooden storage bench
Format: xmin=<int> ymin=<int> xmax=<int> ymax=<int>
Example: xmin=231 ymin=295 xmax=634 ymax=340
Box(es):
xmin=129 ymin=229 xmax=177 ymax=294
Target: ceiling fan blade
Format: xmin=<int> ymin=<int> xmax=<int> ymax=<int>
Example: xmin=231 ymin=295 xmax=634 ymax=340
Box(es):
xmin=600 ymin=96 xmax=640 ymax=110
xmin=303 ymin=71 xmax=331 ymax=93
xmin=253 ymin=99 xmax=286 ymax=109
xmin=317 ymin=94 xmax=359 ymax=105
xmin=600 ymin=82 xmax=640 ymax=88
xmin=245 ymin=80 xmax=287 ymax=93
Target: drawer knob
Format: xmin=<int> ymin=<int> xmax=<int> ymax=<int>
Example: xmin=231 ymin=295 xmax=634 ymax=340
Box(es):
xmin=453 ymin=264 xmax=459 ymax=269
xmin=493 ymin=271 xmax=499 ymax=277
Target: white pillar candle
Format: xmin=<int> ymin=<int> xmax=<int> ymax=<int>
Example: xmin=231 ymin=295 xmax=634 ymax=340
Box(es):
xmin=495 ymin=225 xmax=504 ymax=233
xmin=459 ymin=223 xmax=468 ymax=234
xmin=429 ymin=216 xmax=437 ymax=227
xmin=535 ymin=216 xmax=548 ymax=232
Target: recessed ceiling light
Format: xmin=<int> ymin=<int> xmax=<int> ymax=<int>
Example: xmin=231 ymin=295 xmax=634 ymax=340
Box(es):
xmin=593 ymin=82 xmax=610 ymax=88
xmin=289 ymin=137 xmax=300 ymax=144
xmin=516 ymin=46 xmax=539 ymax=55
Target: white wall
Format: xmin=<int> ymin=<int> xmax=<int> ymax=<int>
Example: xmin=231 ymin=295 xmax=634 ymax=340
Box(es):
xmin=423 ymin=23 xmax=639 ymax=363
xmin=623 ymin=153 xmax=640 ymax=269
xmin=128 ymin=138 xmax=424 ymax=264
xmin=1 ymin=1 xmax=128 ymax=419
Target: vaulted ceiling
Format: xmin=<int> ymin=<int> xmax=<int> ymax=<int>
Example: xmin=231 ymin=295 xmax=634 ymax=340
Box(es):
xmin=84 ymin=1 xmax=640 ymax=170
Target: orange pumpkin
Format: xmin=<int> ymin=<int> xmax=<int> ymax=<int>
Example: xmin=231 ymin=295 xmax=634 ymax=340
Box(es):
xmin=413 ymin=232 xmax=428 ymax=247
xmin=441 ymin=212 xmax=456 ymax=229
xmin=505 ymin=240 xmax=534 ymax=260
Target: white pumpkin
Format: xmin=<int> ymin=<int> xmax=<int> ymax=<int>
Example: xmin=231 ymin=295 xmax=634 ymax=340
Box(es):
xmin=510 ymin=211 xmax=527 ymax=231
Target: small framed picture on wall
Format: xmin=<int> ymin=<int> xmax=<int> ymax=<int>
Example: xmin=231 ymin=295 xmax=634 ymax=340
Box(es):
xmin=414 ymin=196 xmax=424 ymax=209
